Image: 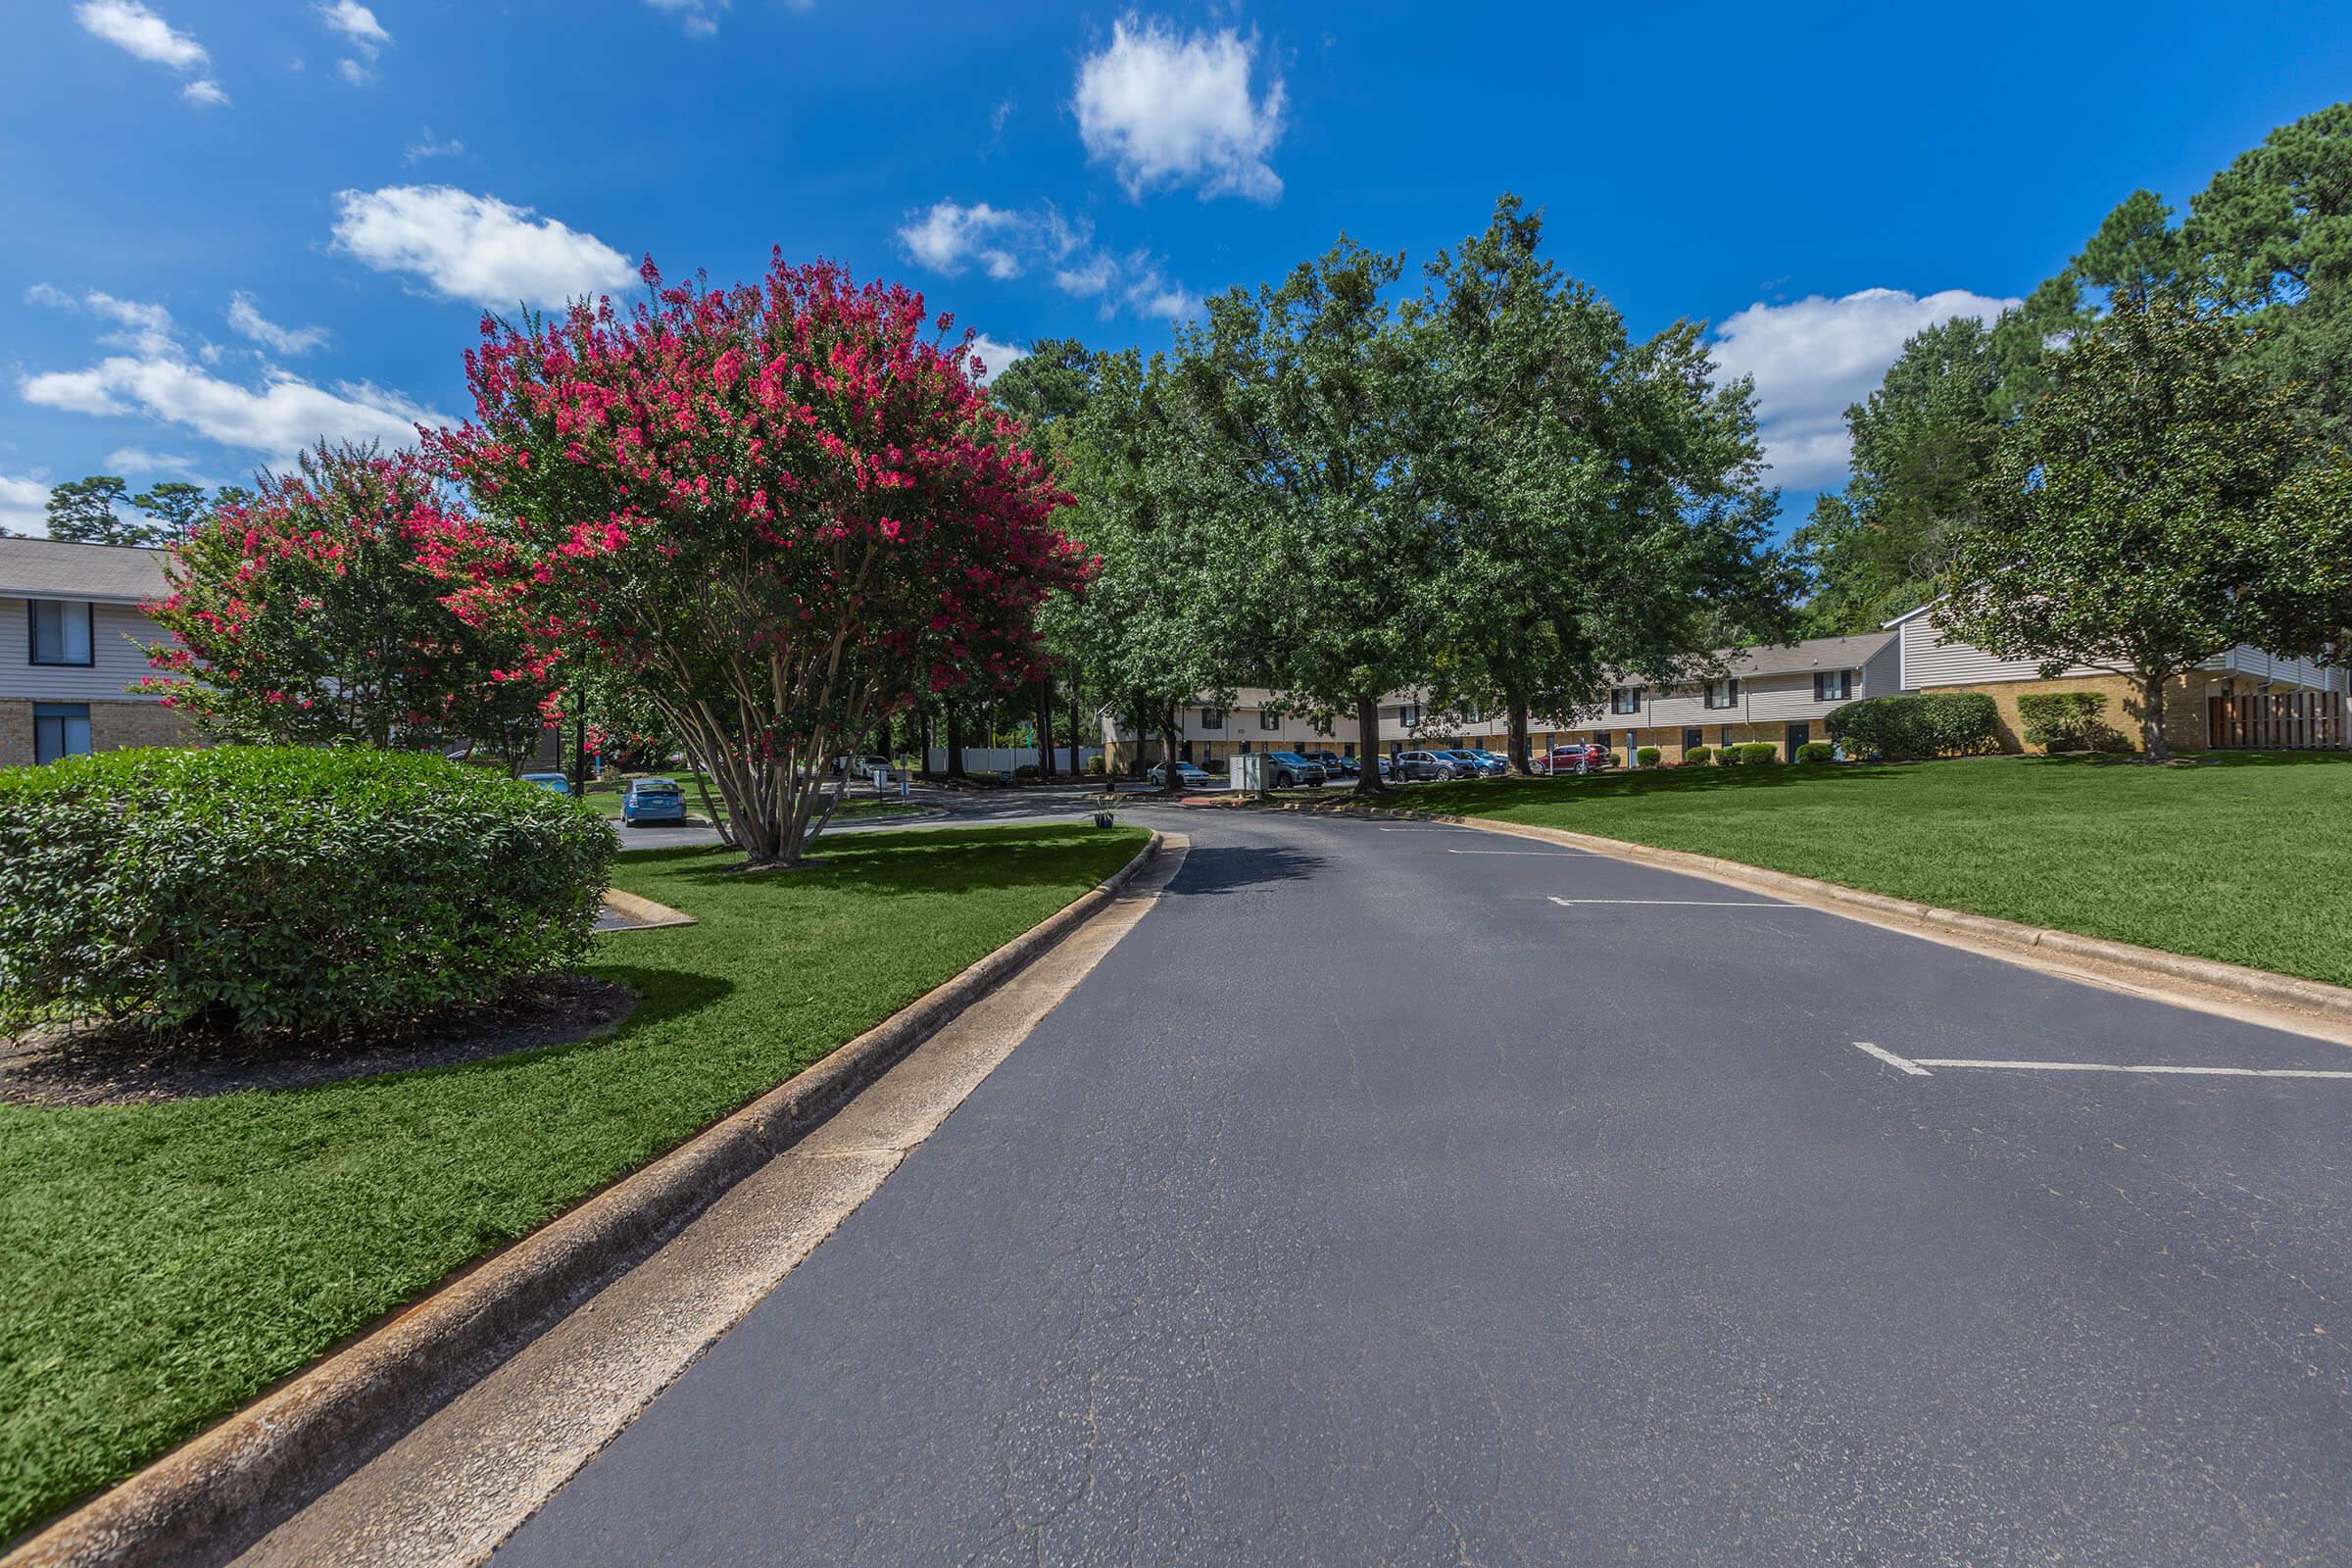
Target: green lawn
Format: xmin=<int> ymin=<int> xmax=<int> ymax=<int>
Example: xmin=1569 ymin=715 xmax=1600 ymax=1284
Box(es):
xmin=0 ymin=823 xmax=1145 ymax=1544
xmin=1407 ymin=753 xmax=2352 ymax=986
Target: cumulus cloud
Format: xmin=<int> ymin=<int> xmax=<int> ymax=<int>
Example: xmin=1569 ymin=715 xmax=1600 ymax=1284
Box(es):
xmin=105 ymin=447 xmax=205 ymax=478
xmin=0 ymin=474 xmax=50 ymax=536
xmin=1074 ymin=15 xmax=1285 ymax=203
xmin=1707 ymin=286 xmax=2020 ymax=488
xmin=21 ymin=283 xmax=444 ymax=459
xmin=74 ymin=0 xmax=226 ymax=105
xmin=225 ymin=292 xmax=328 ymax=356
xmin=331 ymin=185 xmax=637 ymax=309
xmin=964 ymin=334 xmax=1026 ymax=385
xmin=897 ymin=198 xmax=1197 ymax=322
xmin=318 ymin=0 xmax=390 ymax=81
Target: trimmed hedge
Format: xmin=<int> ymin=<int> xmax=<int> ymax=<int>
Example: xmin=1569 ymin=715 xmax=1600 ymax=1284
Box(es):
xmin=2017 ymin=691 xmax=2128 ymax=753
xmin=0 ymin=746 xmax=612 ymax=1037
xmin=1794 ymin=740 xmax=1837 ymax=764
xmin=1826 ymin=693 xmax=2001 ymax=759
xmin=1635 ymin=746 xmax=1662 ymax=768
xmin=1682 ymin=745 xmax=1711 ymax=765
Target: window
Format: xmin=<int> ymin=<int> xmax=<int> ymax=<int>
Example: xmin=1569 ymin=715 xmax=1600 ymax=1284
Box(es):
xmin=29 ymin=601 xmax=94 ymax=666
xmin=1259 ymin=710 xmax=1280 ymax=731
xmin=1397 ymin=702 xmax=1422 ymax=727
xmin=1609 ymin=686 xmax=1642 ymax=715
xmin=33 ymin=703 xmax=91 ymax=764
xmin=1200 ymin=708 xmax=1224 ymax=730
xmin=1702 ymin=678 xmax=1740 ymax=710
xmin=1813 ymin=669 xmax=1853 ymax=702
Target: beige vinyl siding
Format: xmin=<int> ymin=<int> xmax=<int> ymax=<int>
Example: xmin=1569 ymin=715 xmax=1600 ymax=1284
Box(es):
xmin=1895 ymin=614 xmax=2108 ymax=688
xmin=0 ymin=598 xmax=181 ymax=705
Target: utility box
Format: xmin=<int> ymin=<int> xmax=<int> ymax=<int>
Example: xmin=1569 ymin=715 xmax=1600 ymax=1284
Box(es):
xmin=1228 ymin=753 xmax=1267 ymax=793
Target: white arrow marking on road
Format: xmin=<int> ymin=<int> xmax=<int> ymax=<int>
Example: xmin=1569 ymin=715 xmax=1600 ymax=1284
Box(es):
xmin=1851 ymin=1041 xmax=1933 ymax=1076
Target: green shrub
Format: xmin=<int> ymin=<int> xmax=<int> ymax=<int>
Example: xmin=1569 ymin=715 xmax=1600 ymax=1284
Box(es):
xmin=1717 ymin=744 xmax=1746 ymax=766
xmin=1635 ymin=746 xmax=1662 ymax=768
xmin=1012 ymin=762 xmax=1041 ymax=780
xmin=1794 ymin=740 xmax=1837 ymax=764
xmin=1827 ymin=693 xmax=2000 ymax=759
xmin=1753 ymin=742 xmax=1786 ymax=763
xmin=1084 ymin=756 xmax=1106 ymax=776
xmin=1682 ymin=745 xmax=1711 ymax=766
xmin=2016 ymin=691 xmax=2127 ymax=752
xmin=0 ymin=746 xmax=612 ymax=1037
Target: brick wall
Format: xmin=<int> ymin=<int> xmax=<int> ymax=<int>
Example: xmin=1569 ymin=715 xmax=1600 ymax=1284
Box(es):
xmin=88 ymin=699 xmax=198 ymax=753
xmin=0 ymin=700 xmax=29 ymax=767
xmin=1919 ymin=673 xmax=2208 ymax=754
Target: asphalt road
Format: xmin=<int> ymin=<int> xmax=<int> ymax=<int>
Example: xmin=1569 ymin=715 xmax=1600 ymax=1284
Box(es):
xmin=499 ymin=809 xmax=2352 ymax=1566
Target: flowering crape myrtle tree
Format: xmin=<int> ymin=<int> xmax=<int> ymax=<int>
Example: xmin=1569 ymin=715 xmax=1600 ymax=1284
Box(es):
xmin=139 ymin=441 xmax=551 ymax=760
xmin=422 ymin=256 xmax=1085 ymax=866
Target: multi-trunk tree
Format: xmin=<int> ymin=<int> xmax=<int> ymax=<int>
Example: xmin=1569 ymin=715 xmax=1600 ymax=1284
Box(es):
xmin=421 ymin=255 xmax=1085 ymax=865
xmin=138 ymin=441 xmax=548 ymax=761
xmin=1942 ymin=299 xmax=2352 ymax=759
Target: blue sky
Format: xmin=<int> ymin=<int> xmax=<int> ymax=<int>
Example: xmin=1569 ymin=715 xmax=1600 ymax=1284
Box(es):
xmin=6 ymin=0 xmax=2351 ymax=537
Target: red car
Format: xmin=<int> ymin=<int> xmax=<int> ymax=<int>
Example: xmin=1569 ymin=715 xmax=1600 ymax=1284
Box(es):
xmin=1529 ymin=743 xmax=1609 ymax=775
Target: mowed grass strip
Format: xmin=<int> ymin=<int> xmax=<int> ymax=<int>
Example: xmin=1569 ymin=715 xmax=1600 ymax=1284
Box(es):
xmin=1407 ymin=753 xmax=2352 ymax=986
xmin=0 ymin=823 xmax=1146 ymax=1544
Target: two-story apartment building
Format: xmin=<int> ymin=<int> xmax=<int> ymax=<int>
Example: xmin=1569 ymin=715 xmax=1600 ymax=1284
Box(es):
xmin=1099 ymin=632 xmax=1902 ymax=769
xmin=1886 ymin=603 xmax=2351 ymax=753
xmin=0 ymin=536 xmax=190 ymax=766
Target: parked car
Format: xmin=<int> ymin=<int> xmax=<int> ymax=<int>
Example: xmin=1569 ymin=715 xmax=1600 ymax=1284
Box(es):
xmin=1442 ymin=748 xmax=1506 ymax=778
xmin=1392 ymin=750 xmax=1456 ymax=781
xmin=1265 ymin=751 xmax=1329 ymax=788
xmin=518 ymin=770 xmax=574 ymax=796
xmin=621 ymin=776 xmax=688 ymax=825
xmin=1147 ymin=760 xmax=1215 ymax=789
xmin=1308 ymin=750 xmax=1355 ymax=776
xmin=1530 ymin=743 xmax=1609 ymax=775
xmin=833 ymin=755 xmax=898 ymax=781
xmin=1467 ymin=749 xmax=1513 ymax=773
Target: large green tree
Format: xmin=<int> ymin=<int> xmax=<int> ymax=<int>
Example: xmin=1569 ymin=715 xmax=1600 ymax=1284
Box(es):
xmin=1417 ymin=196 xmax=1792 ymax=768
xmin=1941 ymin=300 xmax=2352 ymax=759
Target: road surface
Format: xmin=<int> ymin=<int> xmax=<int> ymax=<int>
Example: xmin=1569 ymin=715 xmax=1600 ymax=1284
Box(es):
xmin=499 ymin=808 xmax=2352 ymax=1566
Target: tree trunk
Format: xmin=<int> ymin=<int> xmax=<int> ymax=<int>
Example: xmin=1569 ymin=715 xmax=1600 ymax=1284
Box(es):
xmin=1354 ymin=691 xmax=1390 ymax=795
xmin=1159 ymin=707 xmax=1183 ymax=795
xmin=945 ymin=707 xmax=967 ymax=779
xmin=1035 ymin=676 xmax=1056 ymax=779
xmin=2139 ymin=668 xmax=2173 ymax=760
xmin=1506 ymin=695 xmax=1532 ymax=774
xmin=1068 ymin=680 xmax=1084 ymax=780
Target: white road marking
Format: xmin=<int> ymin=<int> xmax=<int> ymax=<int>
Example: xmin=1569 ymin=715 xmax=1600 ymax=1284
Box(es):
xmin=1912 ymin=1057 xmax=2352 ymax=1081
xmin=1851 ymin=1041 xmax=1933 ymax=1076
xmin=1547 ymin=896 xmax=1796 ymax=908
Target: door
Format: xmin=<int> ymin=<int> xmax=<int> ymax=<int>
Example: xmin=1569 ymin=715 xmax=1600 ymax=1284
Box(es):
xmin=1681 ymin=727 xmax=1703 ymax=757
xmin=1785 ymin=722 xmax=1809 ymax=757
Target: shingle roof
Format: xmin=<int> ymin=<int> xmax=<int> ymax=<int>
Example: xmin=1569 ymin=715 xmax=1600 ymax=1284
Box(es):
xmin=1715 ymin=630 xmax=1894 ymax=679
xmin=0 ymin=536 xmax=170 ymax=604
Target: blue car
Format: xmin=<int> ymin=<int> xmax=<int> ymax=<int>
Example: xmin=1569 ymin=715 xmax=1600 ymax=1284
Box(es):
xmin=621 ymin=777 xmax=688 ymax=826
xmin=518 ymin=770 xmax=574 ymax=796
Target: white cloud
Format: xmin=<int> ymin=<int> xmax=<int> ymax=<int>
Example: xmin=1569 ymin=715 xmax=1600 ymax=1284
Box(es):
xmin=105 ymin=447 xmax=205 ymax=478
xmin=1074 ymin=15 xmax=1285 ymax=203
xmin=338 ymin=57 xmax=373 ymax=85
xmin=23 ymin=356 xmax=443 ymax=458
xmin=964 ymin=334 xmax=1026 ymax=385
xmin=75 ymin=1 xmax=226 ymax=105
xmin=0 ymin=474 xmax=49 ymax=536
xmin=318 ymin=0 xmax=391 ymax=54
xmin=27 ymin=285 xmax=178 ymax=355
xmin=897 ymin=198 xmax=1195 ymax=322
xmin=1706 ymin=286 xmax=2019 ymax=488
xmin=645 ymin=0 xmax=728 ymax=37
xmin=405 ymin=126 xmax=465 ymax=163
xmin=226 ymin=292 xmax=328 ymax=356
xmin=330 ymin=185 xmax=636 ymax=309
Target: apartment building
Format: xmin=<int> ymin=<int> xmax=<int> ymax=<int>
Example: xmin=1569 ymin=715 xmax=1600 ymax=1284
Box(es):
xmin=0 ymin=536 xmax=190 ymax=766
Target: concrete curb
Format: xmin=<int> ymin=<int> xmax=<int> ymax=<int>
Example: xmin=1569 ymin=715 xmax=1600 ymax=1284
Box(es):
xmin=597 ymin=888 xmax=696 ymax=930
xmin=6 ymin=830 xmax=1165 ymax=1568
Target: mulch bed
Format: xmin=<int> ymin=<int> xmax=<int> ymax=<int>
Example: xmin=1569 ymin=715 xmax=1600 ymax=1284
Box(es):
xmin=0 ymin=975 xmax=638 ymax=1108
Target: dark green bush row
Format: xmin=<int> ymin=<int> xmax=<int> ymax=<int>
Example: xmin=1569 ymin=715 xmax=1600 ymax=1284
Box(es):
xmin=2017 ymin=692 xmax=2129 ymax=752
xmin=1683 ymin=745 xmax=1712 ymax=765
xmin=1826 ymin=693 xmax=2001 ymax=759
xmin=0 ymin=746 xmax=612 ymax=1037
xmin=1716 ymin=741 xmax=1782 ymax=766
xmin=1635 ymin=746 xmax=1662 ymax=767
xmin=1795 ymin=741 xmax=1837 ymax=763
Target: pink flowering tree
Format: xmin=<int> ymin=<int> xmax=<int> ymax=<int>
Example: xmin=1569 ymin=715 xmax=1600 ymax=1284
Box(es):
xmin=419 ymin=255 xmax=1086 ymax=866
xmin=138 ymin=442 xmax=552 ymax=762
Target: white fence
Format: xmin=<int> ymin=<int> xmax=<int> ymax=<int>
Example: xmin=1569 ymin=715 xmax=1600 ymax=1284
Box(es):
xmin=924 ymin=746 xmax=1102 ymax=775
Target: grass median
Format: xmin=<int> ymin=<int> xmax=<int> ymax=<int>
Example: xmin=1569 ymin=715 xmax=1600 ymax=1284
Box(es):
xmin=1406 ymin=752 xmax=2352 ymax=986
xmin=0 ymin=822 xmax=1147 ymax=1544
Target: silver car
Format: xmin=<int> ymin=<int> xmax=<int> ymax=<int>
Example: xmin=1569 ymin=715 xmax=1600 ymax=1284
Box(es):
xmin=1392 ymin=750 xmax=1455 ymax=781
